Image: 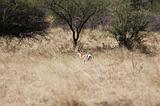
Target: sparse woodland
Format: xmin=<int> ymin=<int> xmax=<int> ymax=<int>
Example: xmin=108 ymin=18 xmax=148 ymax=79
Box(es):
xmin=0 ymin=0 xmax=160 ymax=106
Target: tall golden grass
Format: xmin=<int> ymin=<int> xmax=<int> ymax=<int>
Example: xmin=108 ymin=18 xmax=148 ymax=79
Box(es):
xmin=0 ymin=28 xmax=160 ymax=106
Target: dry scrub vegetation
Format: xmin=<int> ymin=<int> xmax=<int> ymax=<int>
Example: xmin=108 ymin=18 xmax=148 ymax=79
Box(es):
xmin=0 ymin=28 xmax=160 ymax=106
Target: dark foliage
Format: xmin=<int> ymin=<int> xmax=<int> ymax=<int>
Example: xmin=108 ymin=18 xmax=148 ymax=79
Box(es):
xmin=0 ymin=0 xmax=48 ymax=37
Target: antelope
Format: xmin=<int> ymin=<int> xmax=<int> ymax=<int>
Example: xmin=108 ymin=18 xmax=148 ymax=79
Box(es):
xmin=76 ymin=44 xmax=92 ymax=63
xmin=77 ymin=51 xmax=92 ymax=63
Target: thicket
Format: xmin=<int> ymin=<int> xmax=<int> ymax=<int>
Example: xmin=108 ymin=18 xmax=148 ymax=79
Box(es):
xmin=0 ymin=0 xmax=47 ymax=36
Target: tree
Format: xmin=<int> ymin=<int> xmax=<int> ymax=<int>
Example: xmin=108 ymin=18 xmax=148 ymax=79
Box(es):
xmin=45 ymin=0 xmax=108 ymax=48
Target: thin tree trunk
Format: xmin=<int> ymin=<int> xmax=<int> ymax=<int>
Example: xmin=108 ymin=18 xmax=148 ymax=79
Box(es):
xmin=73 ymin=39 xmax=78 ymax=48
xmin=73 ymin=32 xmax=77 ymax=49
xmin=73 ymin=32 xmax=80 ymax=49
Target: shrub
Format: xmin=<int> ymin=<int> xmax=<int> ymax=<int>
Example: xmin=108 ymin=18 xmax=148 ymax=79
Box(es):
xmin=109 ymin=0 xmax=149 ymax=50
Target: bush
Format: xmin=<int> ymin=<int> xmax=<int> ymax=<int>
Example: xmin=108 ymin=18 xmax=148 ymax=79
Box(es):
xmin=109 ymin=0 xmax=149 ymax=50
xmin=0 ymin=0 xmax=48 ymax=36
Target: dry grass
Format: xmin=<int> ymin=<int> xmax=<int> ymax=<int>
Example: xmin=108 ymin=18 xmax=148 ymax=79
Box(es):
xmin=0 ymin=28 xmax=160 ymax=106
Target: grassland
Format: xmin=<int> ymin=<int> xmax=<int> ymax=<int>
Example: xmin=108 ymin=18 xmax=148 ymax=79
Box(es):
xmin=0 ymin=28 xmax=160 ymax=106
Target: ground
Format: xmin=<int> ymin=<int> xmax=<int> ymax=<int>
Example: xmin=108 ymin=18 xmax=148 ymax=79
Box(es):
xmin=0 ymin=28 xmax=160 ymax=106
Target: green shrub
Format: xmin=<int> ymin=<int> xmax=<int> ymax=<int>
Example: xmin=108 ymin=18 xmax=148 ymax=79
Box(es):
xmin=109 ymin=0 xmax=149 ymax=49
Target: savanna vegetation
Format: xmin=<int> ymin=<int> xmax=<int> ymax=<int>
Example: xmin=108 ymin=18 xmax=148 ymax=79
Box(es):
xmin=0 ymin=0 xmax=159 ymax=49
xmin=0 ymin=0 xmax=160 ymax=106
